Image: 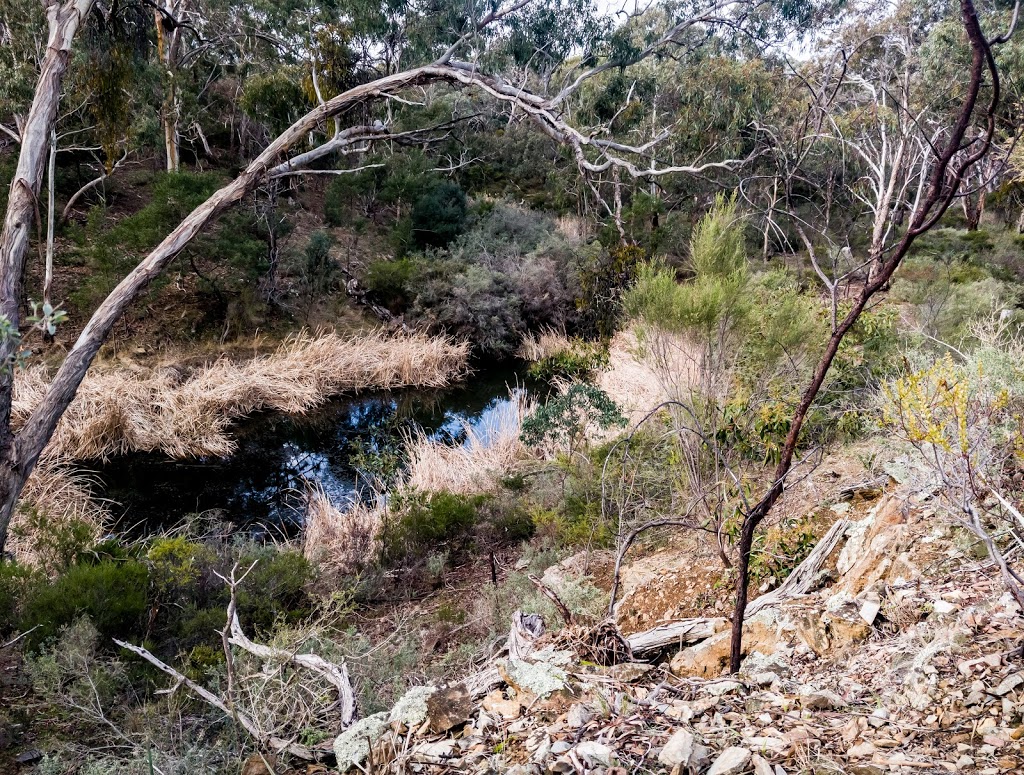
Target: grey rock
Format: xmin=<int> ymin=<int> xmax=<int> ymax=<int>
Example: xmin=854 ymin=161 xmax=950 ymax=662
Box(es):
xmin=707 ymin=746 xmax=752 ymax=775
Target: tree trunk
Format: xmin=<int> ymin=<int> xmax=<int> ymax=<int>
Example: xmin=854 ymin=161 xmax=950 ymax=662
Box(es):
xmin=728 ymin=0 xmax=1000 ymax=673
xmin=0 ymin=0 xmax=95 ymax=552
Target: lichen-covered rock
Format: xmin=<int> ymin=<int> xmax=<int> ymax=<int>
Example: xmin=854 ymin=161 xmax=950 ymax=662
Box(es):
xmin=333 ymin=713 xmax=389 ymax=771
xmin=504 ymin=657 xmax=567 ymax=697
xmin=389 ymin=684 xmax=437 ymax=728
xmin=426 ymin=684 xmax=474 ymax=733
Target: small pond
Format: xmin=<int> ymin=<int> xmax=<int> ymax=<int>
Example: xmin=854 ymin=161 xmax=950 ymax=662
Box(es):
xmin=94 ymin=365 xmax=537 ymax=538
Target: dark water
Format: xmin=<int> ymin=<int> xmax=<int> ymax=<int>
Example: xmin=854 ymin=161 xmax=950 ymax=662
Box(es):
xmin=95 ymin=366 xmax=534 ymax=538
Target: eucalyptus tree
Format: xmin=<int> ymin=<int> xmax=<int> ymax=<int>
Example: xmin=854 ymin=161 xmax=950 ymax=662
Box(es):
xmin=726 ymin=0 xmax=1019 ymax=672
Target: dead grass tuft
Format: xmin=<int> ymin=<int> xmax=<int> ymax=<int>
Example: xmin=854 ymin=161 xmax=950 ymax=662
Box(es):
xmin=302 ymin=483 xmax=381 ymax=578
xmin=8 ymin=459 xmax=108 ymax=564
xmin=595 ymin=326 xmax=696 ymax=425
xmin=402 ymin=390 xmax=534 ymax=494
xmin=14 ymin=330 xmax=471 ymax=461
xmin=516 ymin=329 xmax=574 ymax=362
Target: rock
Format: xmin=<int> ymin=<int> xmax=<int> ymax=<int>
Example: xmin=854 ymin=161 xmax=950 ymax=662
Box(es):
xmin=550 ymin=741 xmax=571 ymax=755
xmin=575 ymin=741 xmax=615 ymax=767
xmin=658 ymin=729 xmax=710 ymax=770
xmin=426 ymin=684 xmax=473 ymax=733
xmin=333 ymin=713 xmax=390 ymax=770
xmin=240 ymin=755 xmax=278 ymax=775
xmin=390 ymin=685 xmax=437 ymax=728
xmin=707 ymin=746 xmax=752 ymax=775
xmin=14 ymin=750 xmax=43 ymax=766
xmin=867 ymin=707 xmax=889 ymax=727
xmin=989 ymin=674 xmax=1024 ymax=697
xmin=565 ymin=703 xmax=594 ymax=729
xmin=799 ymin=687 xmax=845 ymax=710
xmin=933 ymin=599 xmax=956 ymax=614
xmin=504 ymin=657 xmax=568 ymax=697
xmin=482 ymin=690 xmax=522 ymax=720
xmin=414 ymin=740 xmax=456 ymax=759
xmin=751 ymin=753 xmax=773 ymax=775
xmin=847 ymin=741 xmax=876 ymax=758
xmin=706 ymin=680 xmax=743 ymax=697
xmin=606 ymin=662 xmax=654 ymax=682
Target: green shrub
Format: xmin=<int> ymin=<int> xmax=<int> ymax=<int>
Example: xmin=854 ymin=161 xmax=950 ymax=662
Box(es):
xmin=0 ymin=562 xmax=34 ymax=634
xmin=521 ymin=383 xmax=626 ymax=453
xmin=410 ymin=181 xmax=468 ymax=249
xmin=527 ymin=339 xmax=609 ymax=382
xmin=364 ymin=257 xmax=421 ymax=310
xmin=382 ymin=492 xmax=485 ymax=565
xmin=21 ymin=559 xmax=149 ymax=644
xmin=236 ymin=547 xmax=314 ymax=633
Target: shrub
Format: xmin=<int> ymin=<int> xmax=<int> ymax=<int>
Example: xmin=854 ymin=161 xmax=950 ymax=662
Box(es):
xmin=236 ymin=547 xmax=314 ymax=632
xmin=410 ymin=181 xmax=468 ymax=249
xmin=521 ymin=383 xmax=626 ymax=455
xmin=21 ymin=559 xmax=149 ymax=644
xmin=364 ymin=257 xmax=421 ymax=310
xmin=527 ymin=339 xmax=609 ymax=382
xmin=382 ymin=491 xmax=485 ymax=566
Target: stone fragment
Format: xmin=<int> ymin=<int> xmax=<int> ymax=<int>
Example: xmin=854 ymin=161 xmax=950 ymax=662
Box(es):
xmin=658 ymin=729 xmax=710 ymax=770
xmin=575 ymin=741 xmax=614 ymax=767
xmin=606 ymin=662 xmax=654 ymax=682
xmin=425 ymin=684 xmax=473 ymax=734
xmin=751 ymin=753 xmax=773 ymax=775
xmin=847 ymin=741 xmax=876 ymax=758
xmin=333 ymin=713 xmax=390 ymax=770
xmin=799 ymin=687 xmax=845 ymax=710
xmin=706 ymin=680 xmax=743 ymax=697
xmin=989 ymin=674 xmax=1024 ymax=697
xmin=707 ymin=746 xmax=752 ymax=775
xmin=482 ymin=690 xmax=522 ymax=720
xmin=565 ymin=703 xmax=594 ymax=729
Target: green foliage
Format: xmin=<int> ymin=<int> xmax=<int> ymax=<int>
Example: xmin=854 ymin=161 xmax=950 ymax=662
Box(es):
xmin=21 ymin=559 xmax=149 ymax=644
xmin=527 ymin=339 xmax=609 ymax=382
xmin=240 ymin=69 xmax=309 ymax=135
xmin=521 ymin=383 xmax=626 ymax=452
xmin=11 ymin=509 xmax=97 ymax=575
xmin=574 ymin=243 xmax=644 ymax=340
xmin=410 ymin=181 xmax=468 ymax=249
xmin=382 ymin=491 xmax=485 ymax=566
xmin=364 ymin=257 xmax=421 ymax=309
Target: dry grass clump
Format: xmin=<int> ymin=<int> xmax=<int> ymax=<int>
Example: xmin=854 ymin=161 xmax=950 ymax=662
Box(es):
xmin=14 ymin=330 xmax=471 ymax=461
xmin=595 ymin=325 xmax=697 ymax=425
xmin=517 ymin=329 xmax=574 ymax=362
xmin=302 ymin=483 xmax=381 ymax=578
xmin=8 ymin=460 xmax=108 ymax=564
xmin=403 ymin=390 xmax=533 ymax=494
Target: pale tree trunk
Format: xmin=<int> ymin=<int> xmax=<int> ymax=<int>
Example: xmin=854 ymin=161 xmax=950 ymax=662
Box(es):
xmin=154 ymin=4 xmax=181 ymax=173
xmin=0 ymin=0 xmax=96 ymax=550
xmin=44 ymin=127 xmax=56 ymax=308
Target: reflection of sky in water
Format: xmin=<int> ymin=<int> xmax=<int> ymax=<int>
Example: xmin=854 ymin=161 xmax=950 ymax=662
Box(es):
xmin=97 ymin=372 xmax=532 ymax=535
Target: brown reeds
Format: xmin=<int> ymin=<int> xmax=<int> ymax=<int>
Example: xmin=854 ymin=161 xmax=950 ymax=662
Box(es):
xmin=8 ymin=459 xmax=108 ymax=564
xmin=402 ymin=390 xmax=533 ymax=494
xmin=14 ymin=330 xmax=471 ymax=461
xmin=301 ymin=483 xmax=381 ymax=578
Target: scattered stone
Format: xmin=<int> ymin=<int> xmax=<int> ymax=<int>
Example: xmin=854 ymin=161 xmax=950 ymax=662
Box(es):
xmin=575 ymin=741 xmax=615 ymax=767
xmin=606 ymin=662 xmax=654 ymax=682
xmin=565 ymin=702 xmax=594 ymax=729
xmin=847 ymin=741 xmax=876 ymax=758
xmin=799 ymin=687 xmax=845 ymax=710
xmin=658 ymin=728 xmax=710 ymax=770
xmin=426 ymin=684 xmax=473 ymax=734
xmin=751 ymin=753 xmax=774 ymax=775
xmin=482 ymin=690 xmax=522 ymax=720
xmin=390 ymin=685 xmax=437 ymax=728
xmin=707 ymin=746 xmax=753 ymax=775
xmin=706 ymin=680 xmax=743 ymax=697
xmin=333 ymin=713 xmax=390 ymax=770
xmin=989 ymin=674 xmax=1024 ymax=697
xmin=240 ymin=754 xmax=278 ymax=775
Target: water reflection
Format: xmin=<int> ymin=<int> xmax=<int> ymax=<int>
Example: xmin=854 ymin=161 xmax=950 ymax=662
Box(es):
xmin=95 ymin=367 xmax=533 ymax=536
